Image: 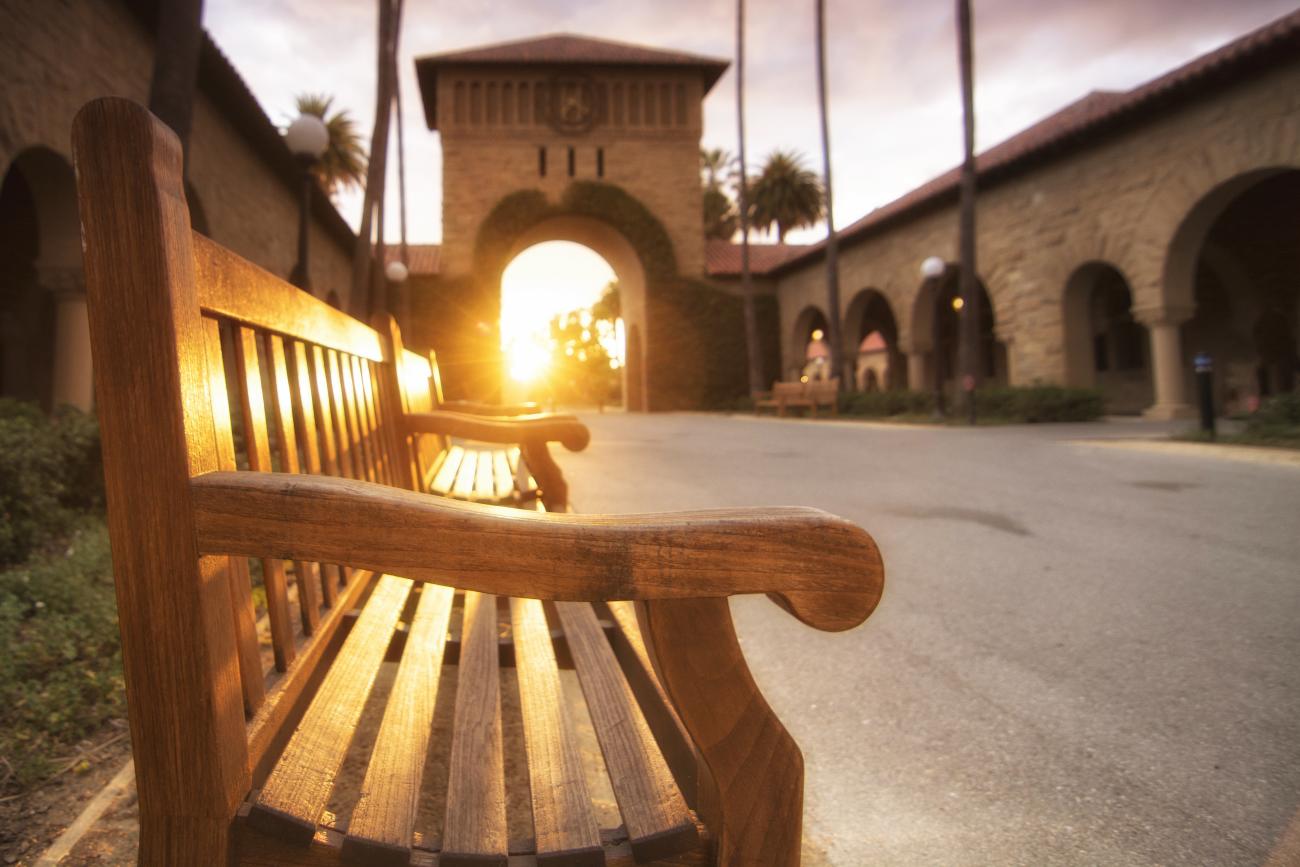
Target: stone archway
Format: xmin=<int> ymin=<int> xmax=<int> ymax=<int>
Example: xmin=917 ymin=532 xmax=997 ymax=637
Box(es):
xmin=909 ymin=263 xmax=1006 ymax=395
xmin=845 ymin=288 xmax=902 ymax=390
xmin=1063 ymin=262 xmax=1152 ymax=413
xmin=0 ymin=147 xmax=88 ymax=411
xmin=789 ymin=305 xmax=829 ymax=382
xmin=500 ymin=216 xmax=649 ymax=411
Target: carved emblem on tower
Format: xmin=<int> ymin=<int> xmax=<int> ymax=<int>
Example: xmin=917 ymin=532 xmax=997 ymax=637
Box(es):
xmin=547 ymin=74 xmax=596 ymax=133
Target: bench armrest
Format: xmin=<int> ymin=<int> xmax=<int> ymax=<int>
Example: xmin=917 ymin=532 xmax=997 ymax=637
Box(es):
xmin=191 ymin=471 xmax=883 ymax=632
xmin=405 ymin=409 xmax=590 ymax=452
xmin=438 ymin=399 xmax=540 ymax=417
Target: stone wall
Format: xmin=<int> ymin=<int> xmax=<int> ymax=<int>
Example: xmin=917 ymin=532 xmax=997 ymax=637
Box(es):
xmin=760 ymin=55 xmax=1300 ymax=414
xmin=0 ymin=0 xmax=357 ymax=410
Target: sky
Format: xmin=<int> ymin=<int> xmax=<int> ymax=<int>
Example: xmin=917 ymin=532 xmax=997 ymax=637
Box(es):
xmin=204 ymin=0 xmax=1299 ymax=248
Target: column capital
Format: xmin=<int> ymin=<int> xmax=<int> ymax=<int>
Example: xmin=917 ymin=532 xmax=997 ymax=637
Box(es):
xmin=1133 ymin=304 xmax=1195 ymax=328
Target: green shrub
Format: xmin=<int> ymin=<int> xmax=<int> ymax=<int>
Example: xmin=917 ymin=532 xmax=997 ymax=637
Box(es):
xmin=0 ymin=399 xmax=105 ymax=566
xmin=0 ymin=517 xmax=122 ymax=792
xmin=1246 ymin=392 xmax=1300 ymax=433
xmin=839 ymin=390 xmax=936 ymax=417
xmin=974 ymin=385 xmax=1104 ymax=422
xmin=836 ymin=385 xmax=1103 ymax=423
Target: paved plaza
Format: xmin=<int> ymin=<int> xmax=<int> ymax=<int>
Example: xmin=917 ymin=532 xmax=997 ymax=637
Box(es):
xmin=562 ymin=413 xmax=1300 ymax=866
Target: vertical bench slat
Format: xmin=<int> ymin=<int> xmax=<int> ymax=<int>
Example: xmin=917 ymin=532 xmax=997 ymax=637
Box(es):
xmin=233 ymin=326 xmax=295 ymax=671
xmin=359 ymin=361 xmax=394 ymax=486
xmin=310 ymin=345 xmax=352 ymax=592
xmin=366 ymin=358 xmax=405 ymax=489
xmin=554 ymin=602 xmax=699 ymax=862
xmin=249 ymin=574 xmax=413 ymax=845
xmin=344 ymin=355 xmax=379 ymax=483
xmin=509 ymin=598 xmax=603 ymax=866
xmin=343 ymin=583 xmax=456 ymax=863
xmin=201 ymin=318 xmax=266 ymax=715
xmin=266 ymin=334 xmax=323 ymax=635
xmin=289 ymin=340 xmax=341 ymax=607
xmin=326 ymin=349 xmax=358 ymax=481
xmin=442 ymin=591 xmax=508 ymax=866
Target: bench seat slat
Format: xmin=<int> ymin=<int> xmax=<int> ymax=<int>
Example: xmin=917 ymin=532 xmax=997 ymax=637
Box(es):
xmin=451 ymin=448 xmax=479 ymax=499
xmin=249 ymin=574 xmax=413 ymax=845
xmin=554 ymin=603 xmax=699 ymax=863
xmin=442 ymin=591 xmax=508 ymax=866
xmin=343 ymin=583 xmax=456 ymax=864
xmin=492 ymin=450 xmax=514 ymax=501
xmin=430 ymin=444 xmax=465 ymax=495
xmin=510 ymin=598 xmax=603 ymax=866
xmin=474 ymin=448 xmax=497 ymax=501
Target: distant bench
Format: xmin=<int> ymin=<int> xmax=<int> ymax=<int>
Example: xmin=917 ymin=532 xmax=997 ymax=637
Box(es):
xmin=73 ymin=97 xmax=885 ymax=867
xmin=754 ymin=378 xmax=840 ymax=418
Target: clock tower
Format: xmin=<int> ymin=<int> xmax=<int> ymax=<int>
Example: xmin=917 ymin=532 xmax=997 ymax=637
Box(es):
xmin=414 ymin=34 xmax=729 ymax=407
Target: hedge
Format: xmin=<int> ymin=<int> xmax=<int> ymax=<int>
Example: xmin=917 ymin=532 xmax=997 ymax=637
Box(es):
xmin=838 ymin=385 xmax=1104 ymax=423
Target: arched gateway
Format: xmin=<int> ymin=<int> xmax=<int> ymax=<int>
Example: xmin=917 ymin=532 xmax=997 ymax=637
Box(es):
xmin=412 ymin=34 xmax=731 ymax=409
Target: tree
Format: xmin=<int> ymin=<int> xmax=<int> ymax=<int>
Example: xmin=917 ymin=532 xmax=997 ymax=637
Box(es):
xmin=815 ymin=0 xmax=846 ymax=388
xmin=750 ymin=149 xmax=824 ymax=242
xmin=548 ymin=283 xmax=622 ymax=408
xmin=736 ymin=0 xmax=765 ymax=396
xmin=293 ymin=93 xmax=368 ymax=199
xmin=700 ymin=148 xmax=739 ymax=240
xmin=148 ymin=0 xmax=204 ymax=170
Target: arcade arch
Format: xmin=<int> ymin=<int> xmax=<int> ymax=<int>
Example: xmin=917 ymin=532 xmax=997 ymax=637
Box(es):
xmin=909 ymin=264 xmax=1006 ymax=396
xmin=0 ymin=147 xmax=89 ymax=411
xmin=845 ymin=288 xmax=902 ymax=390
xmin=1063 ymin=262 xmax=1152 ymax=413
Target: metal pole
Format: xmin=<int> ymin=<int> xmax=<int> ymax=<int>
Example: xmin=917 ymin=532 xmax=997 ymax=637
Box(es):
xmin=956 ymin=0 xmax=980 ymax=424
xmin=289 ymin=156 xmax=313 ymax=292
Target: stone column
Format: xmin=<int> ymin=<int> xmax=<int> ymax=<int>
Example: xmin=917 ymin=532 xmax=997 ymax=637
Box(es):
xmin=1136 ymin=305 xmax=1195 ymax=420
xmin=51 ymin=291 xmax=94 ymax=411
xmin=906 ymin=351 xmax=929 ymax=392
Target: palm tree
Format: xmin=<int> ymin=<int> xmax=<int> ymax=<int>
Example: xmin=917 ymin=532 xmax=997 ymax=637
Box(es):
xmin=294 ymin=93 xmax=368 ymax=200
xmin=736 ymin=0 xmax=764 ymax=396
xmin=815 ymin=0 xmax=846 ymax=387
xmin=750 ymin=149 xmax=824 ymax=242
xmin=700 ymin=148 xmax=739 ymax=240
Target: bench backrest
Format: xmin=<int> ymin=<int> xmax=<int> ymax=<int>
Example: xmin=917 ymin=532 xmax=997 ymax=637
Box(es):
xmin=74 ymin=98 xmax=441 ymax=843
xmin=806 ymin=378 xmax=840 ymax=402
xmin=772 ymin=381 xmax=806 ymax=398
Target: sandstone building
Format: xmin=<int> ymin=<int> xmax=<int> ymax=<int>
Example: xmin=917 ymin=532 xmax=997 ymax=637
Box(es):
xmin=0 ymin=0 xmax=356 ymax=412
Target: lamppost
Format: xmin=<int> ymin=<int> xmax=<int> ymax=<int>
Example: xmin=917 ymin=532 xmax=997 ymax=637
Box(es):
xmin=284 ymin=112 xmax=329 ymax=292
xmin=921 ymin=256 xmax=947 ymax=417
xmin=385 ymin=258 xmax=409 ymax=332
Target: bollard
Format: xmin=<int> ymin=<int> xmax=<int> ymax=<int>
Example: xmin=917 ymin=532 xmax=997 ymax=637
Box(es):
xmin=1194 ymin=350 xmax=1215 ymax=439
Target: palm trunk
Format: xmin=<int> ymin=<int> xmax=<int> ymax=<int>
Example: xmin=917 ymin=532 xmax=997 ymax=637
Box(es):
xmin=815 ymin=0 xmax=845 ymax=390
xmin=956 ymin=0 xmax=980 ymax=422
xmin=350 ymin=0 xmax=399 ymax=319
xmin=736 ymin=0 xmax=765 ymax=396
xmin=148 ymin=0 xmax=204 ymax=171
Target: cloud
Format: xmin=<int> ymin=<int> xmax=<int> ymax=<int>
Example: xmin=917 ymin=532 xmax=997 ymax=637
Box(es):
xmin=203 ymin=0 xmax=1299 ymax=244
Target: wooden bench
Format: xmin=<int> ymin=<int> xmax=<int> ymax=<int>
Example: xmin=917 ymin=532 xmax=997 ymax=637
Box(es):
xmin=754 ymin=379 xmax=840 ymax=418
xmin=73 ymin=98 xmax=885 ymax=867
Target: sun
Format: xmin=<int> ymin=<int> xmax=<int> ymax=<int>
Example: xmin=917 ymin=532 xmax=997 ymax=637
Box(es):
xmin=500 ymin=241 xmax=617 ymax=384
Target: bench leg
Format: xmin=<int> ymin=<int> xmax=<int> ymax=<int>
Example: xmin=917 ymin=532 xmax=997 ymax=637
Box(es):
xmin=521 ymin=440 xmax=568 ymax=512
xmin=639 ymin=598 xmax=803 ymax=866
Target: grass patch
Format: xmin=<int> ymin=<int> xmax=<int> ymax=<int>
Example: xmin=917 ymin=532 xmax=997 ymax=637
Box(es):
xmin=0 ymin=515 xmax=122 ymax=794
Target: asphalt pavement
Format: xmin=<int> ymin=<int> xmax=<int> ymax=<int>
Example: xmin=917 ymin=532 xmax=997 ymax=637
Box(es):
xmin=559 ymin=412 xmax=1300 ymax=866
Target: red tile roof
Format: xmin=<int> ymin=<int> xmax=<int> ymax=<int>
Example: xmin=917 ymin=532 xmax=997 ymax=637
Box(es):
xmin=385 ymin=244 xmax=441 ymax=276
xmin=704 ymin=239 xmax=810 ymax=276
xmin=415 ymin=33 xmax=730 ymax=129
xmin=762 ymin=6 xmax=1300 ymax=276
